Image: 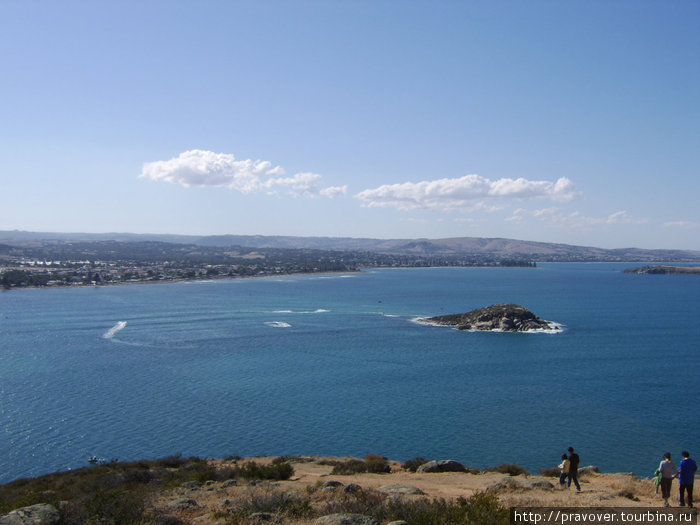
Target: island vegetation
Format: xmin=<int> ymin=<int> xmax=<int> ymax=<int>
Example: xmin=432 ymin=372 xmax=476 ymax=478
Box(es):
xmin=419 ymin=304 xmax=557 ymax=332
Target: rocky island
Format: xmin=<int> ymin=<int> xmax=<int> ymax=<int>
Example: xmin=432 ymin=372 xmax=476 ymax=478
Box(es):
xmin=419 ymin=303 xmax=558 ymax=332
xmin=622 ymin=265 xmax=700 ymax=275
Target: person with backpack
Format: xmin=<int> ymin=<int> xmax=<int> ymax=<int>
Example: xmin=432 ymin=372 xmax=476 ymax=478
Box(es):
xmin=567 ymin=447 xmax=581 ymax=492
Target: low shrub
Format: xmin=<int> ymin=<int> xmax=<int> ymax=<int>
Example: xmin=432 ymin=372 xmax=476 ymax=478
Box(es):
xmin=461 ymin=491 xmax=510 ymax=524
xmin=154 ymin=453 xmax=189 ymax=469
xmin=218 ymin=484 xmax=314 ymax=521
xmin=313 ymin=485 xmax=386 ymax=517
xmin=316 ymin=459 xmax=341 ymax=466
xmin=538 ymin=467 xmax=561 ymax=477
xmin=364 ymin=454 xmax=391 ymax=474
xmin=0 ymin=455 xmax=293 ymax=518
xmin=309 ymin=484 xmax=508 ymax=524
xmin=79 ymin=488 xmax=148 ymax=524
xmin=384 ymin=491 xmax=508 ymax=525
xmin=489 ymin=463 xmax=529 ymax=476
xmin=402 ymin=457 xmax=429 ymax=472
xmin=1 ymin=459 xmax=511 ymax=525
xmin=329 ymin=455 xmax=390 ymax=475
xmin=272 ymin=455 xmax=310 ymax=465
xmin=331 ymin=459 xmax=367 ymax=475
xmin=234 ymin=460 xmax=294 ymax=481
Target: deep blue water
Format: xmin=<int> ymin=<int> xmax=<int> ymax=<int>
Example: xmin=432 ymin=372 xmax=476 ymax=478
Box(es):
xmin=1 ymin=264 xmax=698 ymax=483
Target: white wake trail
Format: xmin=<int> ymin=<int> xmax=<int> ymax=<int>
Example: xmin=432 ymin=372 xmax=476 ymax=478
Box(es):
xmin=103 ymin=321 xmax=127 ymax=339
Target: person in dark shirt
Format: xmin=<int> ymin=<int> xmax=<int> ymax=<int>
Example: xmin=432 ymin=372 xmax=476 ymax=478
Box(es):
xmin=567 ymin=446 xmax=581 ymax=491
xmin=678 ymin=451 xmax=697 ymax=508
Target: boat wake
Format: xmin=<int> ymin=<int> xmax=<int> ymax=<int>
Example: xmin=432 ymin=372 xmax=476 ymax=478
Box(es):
xmin=265 ymin=321 xmax=292 ymax=328
xmin=103 ymin=321 xmax=127 ymax=339
xmin=272 ymin=309 xmax=330 ymax=314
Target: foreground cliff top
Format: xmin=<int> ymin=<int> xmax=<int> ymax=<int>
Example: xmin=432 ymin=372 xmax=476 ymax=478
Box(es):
xmin=1 ymin=455 xmax=685 ymax=525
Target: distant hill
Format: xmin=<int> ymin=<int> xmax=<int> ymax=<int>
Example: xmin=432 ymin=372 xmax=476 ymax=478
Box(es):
xmin=1 ymin=230 xmax=698 ymax=262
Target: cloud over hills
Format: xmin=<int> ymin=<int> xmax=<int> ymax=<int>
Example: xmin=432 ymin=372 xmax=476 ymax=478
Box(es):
xmin=355 ymin=174 xmax=579 ymax=211
xmin=140 ymin=150 xmax=346 ymax=198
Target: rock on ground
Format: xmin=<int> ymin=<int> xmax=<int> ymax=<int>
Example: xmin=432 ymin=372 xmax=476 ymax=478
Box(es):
xmin=416 ymin=459 xmax=467 ymax=473
xmin=0 ymin=504 xmax=60 ymax=525
xmin=379 ymin=484 xmax=427 ymax=495
xmin=314 ymin=514 xmax=379 ymax=525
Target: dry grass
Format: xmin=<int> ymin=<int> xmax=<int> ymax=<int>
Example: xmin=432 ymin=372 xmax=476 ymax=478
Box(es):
xmin=2 ymin=455 xmax=678 ymax=525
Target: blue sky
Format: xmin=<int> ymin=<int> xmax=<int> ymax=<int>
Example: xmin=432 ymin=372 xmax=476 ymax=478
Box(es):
xmin=1 ymin=1 xmax=698 ymax=250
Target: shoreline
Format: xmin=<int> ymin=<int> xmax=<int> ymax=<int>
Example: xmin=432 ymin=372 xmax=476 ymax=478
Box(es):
xmin=0 ymin=268 xmax=363 ymax=291
xmin=0 ymin=264 xmax=544 ymax=292
xmin=7 ymin=260 xmax=700 ymax=292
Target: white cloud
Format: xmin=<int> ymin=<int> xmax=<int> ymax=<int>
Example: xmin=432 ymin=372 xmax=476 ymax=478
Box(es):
xmin=521 ymin=208 xmax=648 ymax=228
xmin=260 ymin=172 xmax=322 ymax=197
xmin=140 ymin=150 xmax=339 ymax=198
xmin=532 ymin=207 xmax=560 ymax=218
xmin=505 ymin=208 xmax=528 ymax=222
xmin=320 ymin=185 xmax=348 ymax=198
xmin=355 ymin=175 xmax=579 ymax=211
xmin=664 ymin=220 xmax=699 ymax=229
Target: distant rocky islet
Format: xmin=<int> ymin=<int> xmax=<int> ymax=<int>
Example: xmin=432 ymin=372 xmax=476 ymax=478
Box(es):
xmin=418 ymin=303 xmax=559 ymax=332
xmin=622 ymin=265 xmax=700 ymax=275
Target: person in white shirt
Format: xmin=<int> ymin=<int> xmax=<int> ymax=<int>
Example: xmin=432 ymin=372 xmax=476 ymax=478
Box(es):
xmin=658 ymin=452 xmax=677 ymax=507
xmin=558 ymin=453 xmax=570 ymax=489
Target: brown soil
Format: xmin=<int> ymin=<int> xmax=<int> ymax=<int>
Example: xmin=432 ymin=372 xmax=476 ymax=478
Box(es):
xmin=151 ymin=456 xmax=677 ymax=524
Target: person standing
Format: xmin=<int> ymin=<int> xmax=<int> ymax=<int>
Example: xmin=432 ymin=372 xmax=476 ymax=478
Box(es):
xmin=567 ymin=447 xmax=581 ymax=492
xmin=678 ymin=451 xmax=697 ymax=508
xmin=558 ymin=453 xmax=570 ymax=489
xmin=658 ymin=452 xmax=677 ymax=507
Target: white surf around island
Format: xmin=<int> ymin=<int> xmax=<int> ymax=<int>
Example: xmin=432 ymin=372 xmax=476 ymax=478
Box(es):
xmin=411 ymin=316 xmax=564 ymax=334
xmin=103 ymin=321 xmax=127 ymax=339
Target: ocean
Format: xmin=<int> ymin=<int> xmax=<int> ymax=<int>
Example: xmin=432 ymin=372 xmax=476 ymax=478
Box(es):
xmin=1 ymin=264 xmax=698 ymax=483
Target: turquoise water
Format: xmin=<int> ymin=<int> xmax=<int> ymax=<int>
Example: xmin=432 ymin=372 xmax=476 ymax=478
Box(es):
xmin=1 ymin=264 xmax=698 ymax=483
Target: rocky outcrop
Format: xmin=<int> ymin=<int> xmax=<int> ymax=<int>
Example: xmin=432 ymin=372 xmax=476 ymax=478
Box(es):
xmin=0 ymin=504 xmax=60 ymax=525
xmin=487 ymin=477 xmax=554 ymax=492
xmin=416 ymin=459 xmax=469 ymax=473
xmin=314 ymin=514 xmax=378 ymax=525
xmin=578 ymin=465 xmax=600 ymax=475
xmin=166 ymin=498 xmax=199 ymax=511
xmin=419 ymin=304 xmax=557 ymax=332
xmin=378 ymin=484 xmax=426 ymax=495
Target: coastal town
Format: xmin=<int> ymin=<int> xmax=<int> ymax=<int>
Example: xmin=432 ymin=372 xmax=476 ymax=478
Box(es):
xmin=4 ymin=232 xmax=698 ymax=289
xmin=0 ymin=239 xmax=536 ymax=288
